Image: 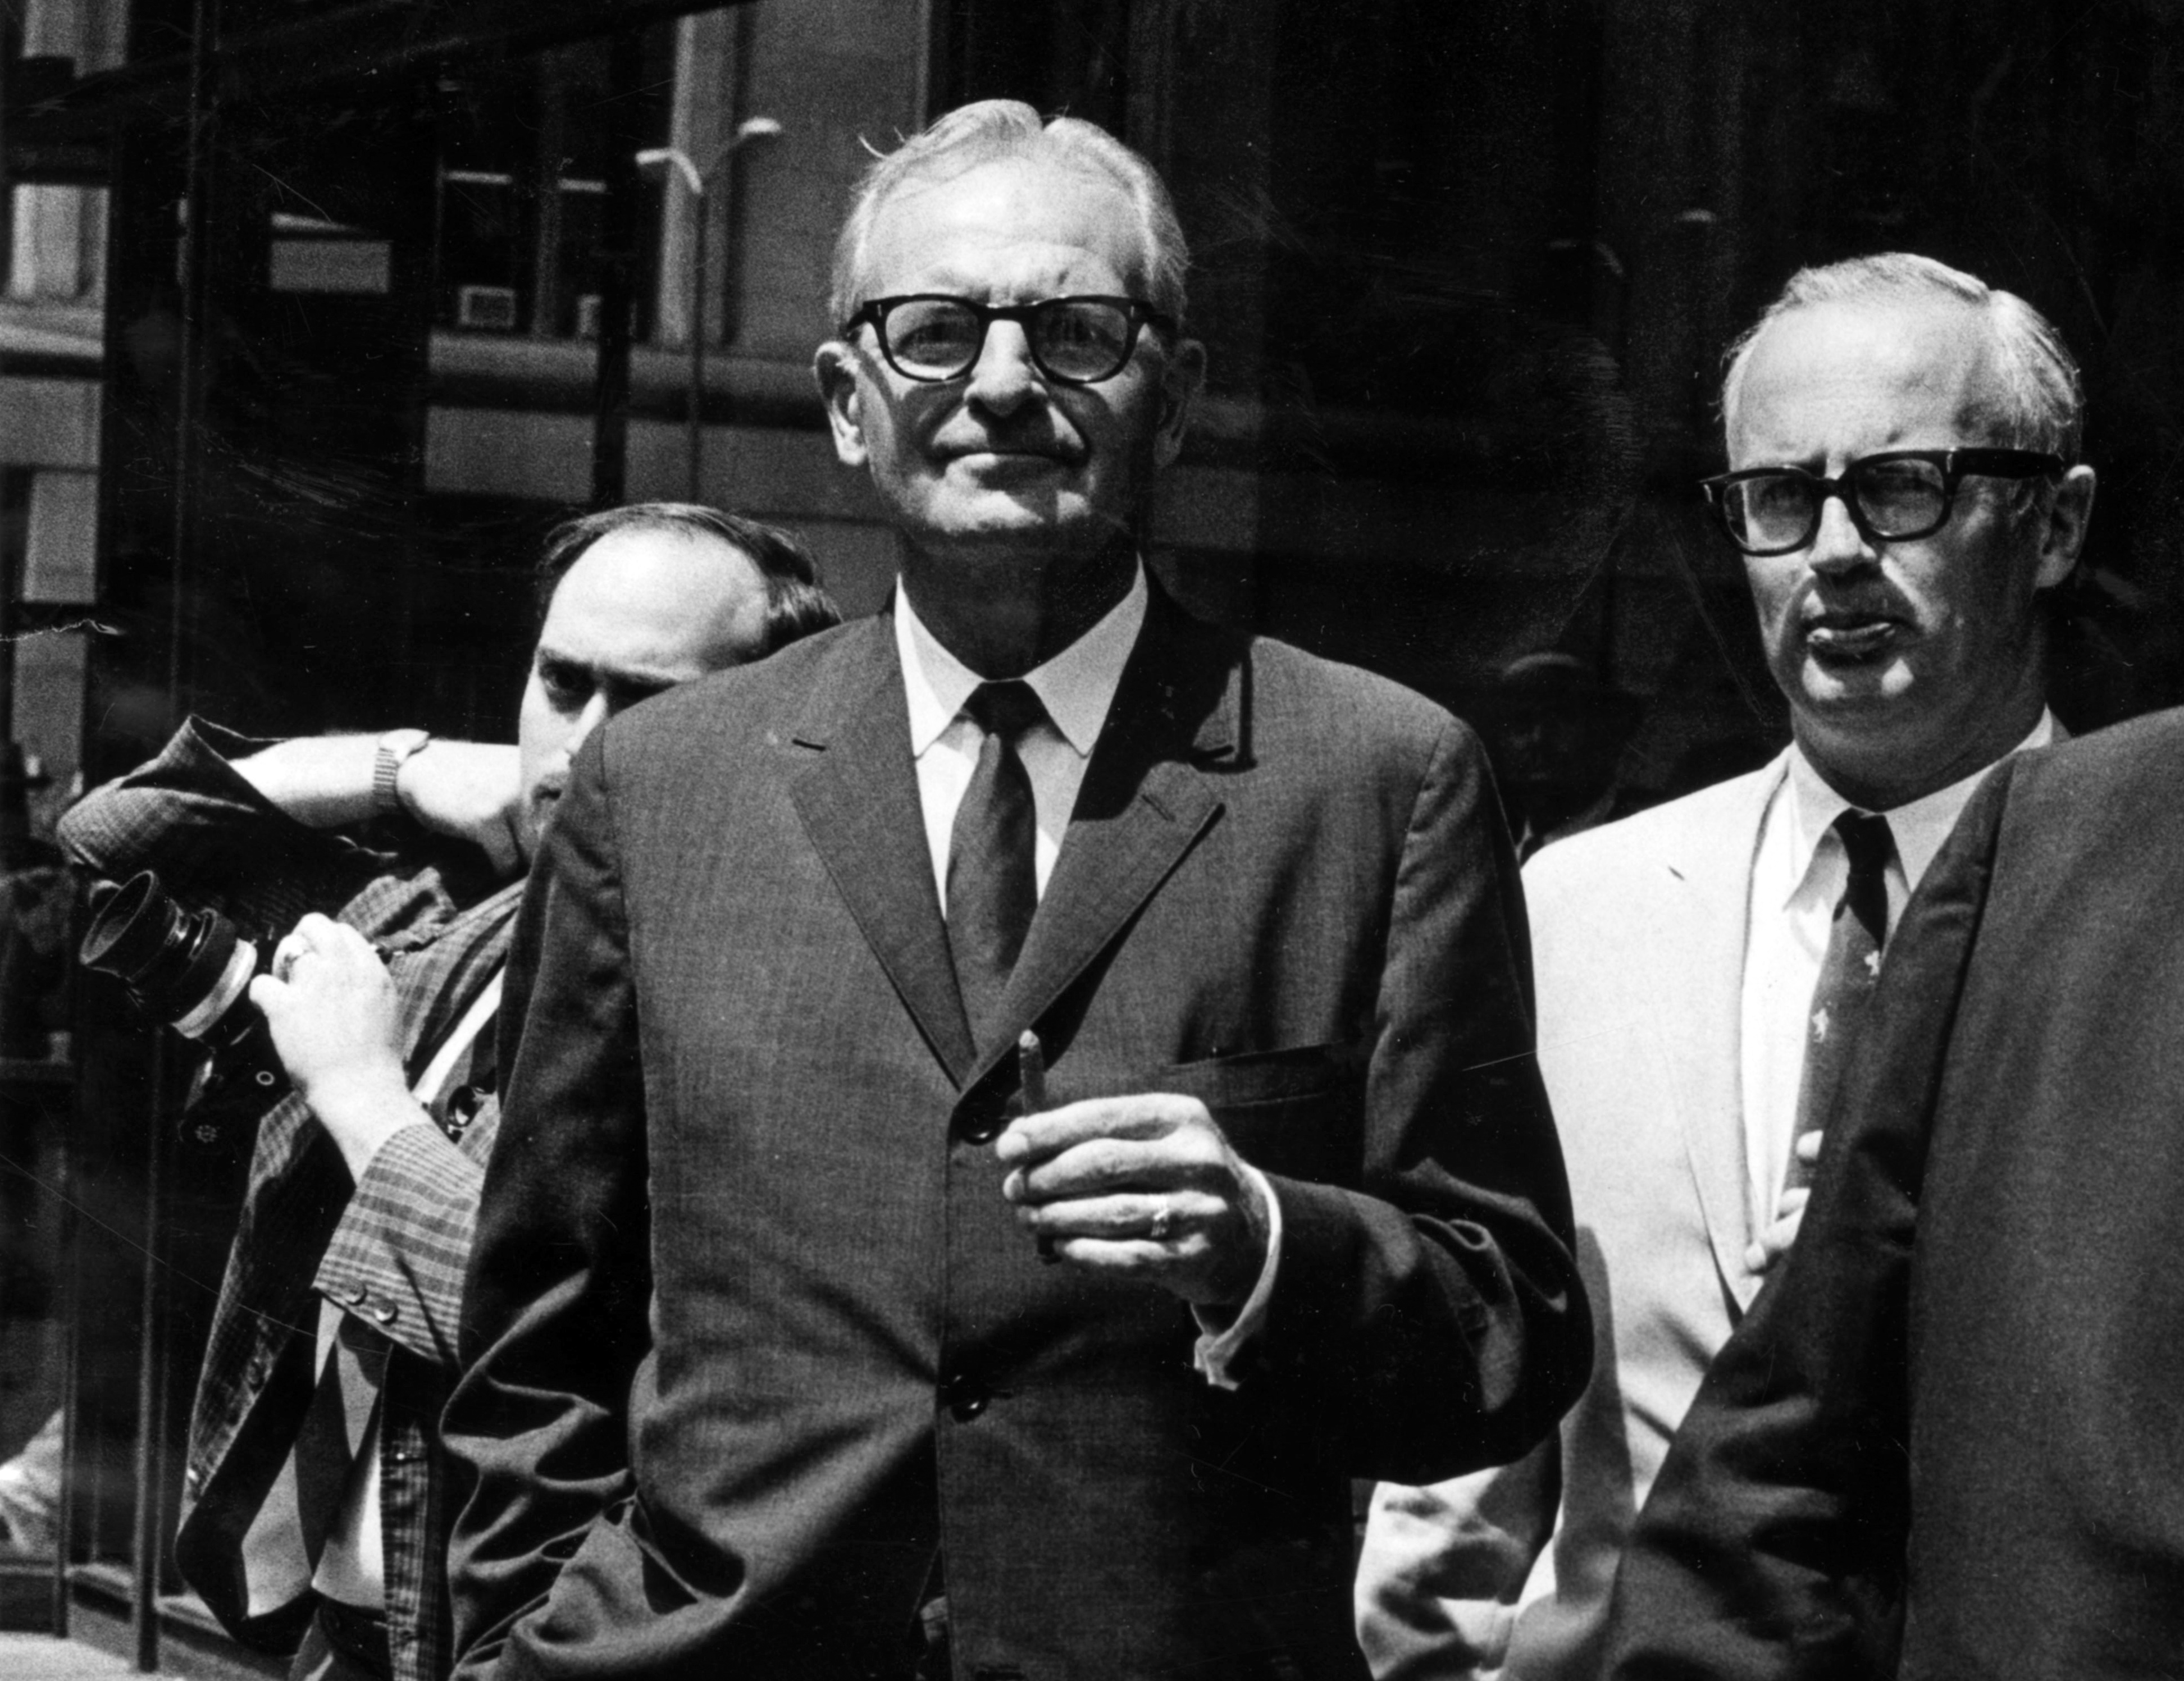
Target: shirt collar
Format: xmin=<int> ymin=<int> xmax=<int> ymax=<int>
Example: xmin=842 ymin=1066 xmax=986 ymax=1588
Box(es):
xmin=894 ymin=563 xmax=1148 ymax=759
xmin=1781 ymin=708 xmax=2055 ymax=904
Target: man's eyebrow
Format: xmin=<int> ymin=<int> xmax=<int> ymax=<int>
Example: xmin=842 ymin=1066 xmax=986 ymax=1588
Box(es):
xmin=602 ymin=670 xmax=677 ymax=696
xmin=534 ymin=650 xmax=589 ymax=683
xmin=537 ymin=652 xmax=684 ymax=693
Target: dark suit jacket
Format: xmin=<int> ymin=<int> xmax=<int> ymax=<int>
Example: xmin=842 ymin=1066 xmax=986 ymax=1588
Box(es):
xmin=1605 ymin=706 xmax=2184 ymax=1681
xmin=445 ymin=593 xmax=1589 ymax=1681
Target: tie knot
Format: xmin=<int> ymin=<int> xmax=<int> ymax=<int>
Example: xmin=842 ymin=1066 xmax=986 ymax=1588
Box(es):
xmin=964 ymin=680 xmax=1046 ymax=742
xmin=1835 ymin=810 xmax=1894 ymax=880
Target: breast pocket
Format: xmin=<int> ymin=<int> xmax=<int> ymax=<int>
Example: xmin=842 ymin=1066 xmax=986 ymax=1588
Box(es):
xmin=1147 ymin=1040 xmax=1367 ymax=1187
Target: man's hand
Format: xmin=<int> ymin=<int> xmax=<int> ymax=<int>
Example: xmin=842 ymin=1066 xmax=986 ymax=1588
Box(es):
xmin=248 ymin=913 xmax=425 ymax=1180
xmin=996 ymin=1094 xmax=1271 ymax=1308
xmin=1744 ymin=1130 xmax=1822 ymax=1274
xmin=398 ymin=742 xmax=523 ymax=876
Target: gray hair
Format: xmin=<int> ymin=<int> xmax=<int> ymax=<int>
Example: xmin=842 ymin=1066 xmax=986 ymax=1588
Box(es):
xmin=1720 ymin=252 xmax=2085 ymax=461
xmin=828 ymin=99 xmax=1189 ymax=331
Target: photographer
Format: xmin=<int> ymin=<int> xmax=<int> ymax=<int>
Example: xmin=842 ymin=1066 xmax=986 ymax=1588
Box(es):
xmin=61 ymin=505 xmax=837 ymax=1681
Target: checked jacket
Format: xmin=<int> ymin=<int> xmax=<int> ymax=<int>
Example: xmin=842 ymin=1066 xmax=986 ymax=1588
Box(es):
xmin=60 ymin=718 xmax=521 ymax=1681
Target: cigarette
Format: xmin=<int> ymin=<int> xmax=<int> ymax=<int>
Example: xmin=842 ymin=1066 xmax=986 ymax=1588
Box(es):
xmin=1017 ymin=1029 xmax=1048 ymax=1112
xmin=1018 ymin=1031 xmax=1058 ymax=1263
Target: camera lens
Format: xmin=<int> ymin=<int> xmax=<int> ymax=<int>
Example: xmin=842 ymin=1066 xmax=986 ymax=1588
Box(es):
xmin=81 ymin=872 xmax=257 ymax=1036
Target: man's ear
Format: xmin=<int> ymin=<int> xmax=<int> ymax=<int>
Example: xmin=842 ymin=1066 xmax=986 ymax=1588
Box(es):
xmin=2034 ymin=464 xmax=2097 ymax=591
xmin=814 ymin=341 xmax=869 ymax=470
xmin=1151 ymin=336 xmax=1207 ymax=471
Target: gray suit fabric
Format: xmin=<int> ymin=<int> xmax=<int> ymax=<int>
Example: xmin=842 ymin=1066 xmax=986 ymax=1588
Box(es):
xmin=445 ymin=595 xmax=1589 ymax=1681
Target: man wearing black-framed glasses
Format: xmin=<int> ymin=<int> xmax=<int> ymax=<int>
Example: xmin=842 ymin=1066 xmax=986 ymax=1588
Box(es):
xmin=449 ymin=98 xmax=1588 ymax=1681
xmin=840 ymin=294 xmax=1177 ymax=389
xmin=1360 ymin=252 xmax=2096 ymax=1681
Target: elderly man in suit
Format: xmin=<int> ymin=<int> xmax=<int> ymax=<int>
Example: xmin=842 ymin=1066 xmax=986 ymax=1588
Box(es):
xmin=443 ymin=100 xmax=1589 ymax=1681
xmin=1355 ymin=252 xmax=2096 ymax=1680
xmin=62 ymin=505 xmax=836 ymax=1681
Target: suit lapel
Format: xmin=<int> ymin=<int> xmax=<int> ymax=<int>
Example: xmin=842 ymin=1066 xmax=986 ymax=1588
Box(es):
xmin=1656 ymin=755 xmax=1787 ymax=1315
xmin=788 ymin=617 xmax=978 ymax=1084
xmin=964 ymin=592 xmax=1236 ymax=1090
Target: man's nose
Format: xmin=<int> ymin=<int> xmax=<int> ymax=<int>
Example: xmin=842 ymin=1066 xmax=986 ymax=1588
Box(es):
xmin=1807 ymin=492 xmax=1876 ymax=574
xmin=963 ymin=320 xmax=1041 ymax=413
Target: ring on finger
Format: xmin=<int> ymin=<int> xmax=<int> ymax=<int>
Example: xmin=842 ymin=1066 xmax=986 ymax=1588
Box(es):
xmin=1148 ymin=1198 xmax=1173 ymax=1242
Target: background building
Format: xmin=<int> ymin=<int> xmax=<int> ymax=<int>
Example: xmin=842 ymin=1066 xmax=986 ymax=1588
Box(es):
xmin=1 ymin=0 xmax=2180 ymax=1669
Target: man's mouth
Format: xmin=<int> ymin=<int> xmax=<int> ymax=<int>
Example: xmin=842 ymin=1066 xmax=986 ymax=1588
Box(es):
xmin=953 ymin=447 xmax=1064 ymax=465
xmin=942 ymin=436 xmax=1077 ymax=468
xmin=1802 ymin=611 xmax=1905 ymax=663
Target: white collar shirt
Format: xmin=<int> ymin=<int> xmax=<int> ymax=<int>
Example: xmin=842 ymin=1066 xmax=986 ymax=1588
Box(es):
xmin=1740 ymin=711 xmax=2056 ymax=1226
xmin=895 ymin=563 xmax=1146 ymax=910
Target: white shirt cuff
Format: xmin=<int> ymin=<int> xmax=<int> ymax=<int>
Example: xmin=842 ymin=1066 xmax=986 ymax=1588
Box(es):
xmin=1191 ymin=1162 xmax=1282 ymax=1391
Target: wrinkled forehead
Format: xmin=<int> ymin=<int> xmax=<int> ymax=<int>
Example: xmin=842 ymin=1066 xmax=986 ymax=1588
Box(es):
xmin=851 ymin=156 xmax=1153 ymax=303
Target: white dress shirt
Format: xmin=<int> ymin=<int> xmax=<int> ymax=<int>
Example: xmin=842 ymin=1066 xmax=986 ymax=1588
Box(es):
xmin=896 ymin=567 xmax=1146 ymax=907
xmin=892 ymin=569 xmax=1280 ymax=1386
xmin=1740 ymin=713 xmax=2055 ymax=1222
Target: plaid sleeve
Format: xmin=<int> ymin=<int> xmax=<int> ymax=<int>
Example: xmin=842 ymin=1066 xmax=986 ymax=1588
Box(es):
xmin=58 ymin=716 xmax=399 ymax=942
xmin=316 ymin=1109 xmax=493 ymax=1369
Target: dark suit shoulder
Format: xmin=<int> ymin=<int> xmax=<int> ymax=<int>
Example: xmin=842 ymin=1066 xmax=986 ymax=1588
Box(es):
xmin=1918 ymin=705 xmax=2184 ymax=931
xmin=2000 ymin=704 xmax=2184 ymax=828
xmin=598 ymin=614 xmax=883 ymax=769
xmin=1239 ymin=629 xmax=1476 ymax=774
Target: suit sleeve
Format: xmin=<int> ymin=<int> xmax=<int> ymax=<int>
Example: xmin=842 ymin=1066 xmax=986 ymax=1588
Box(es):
xmin=1356 ymin=1438 xmax=1561 ymax=1679
xmin=1602 ymin=759 xmax=2016 ymax=1681
xmin=59 ymin=716 xmax=392 ymax=933
xmin=442 ymin=734 xmax=651 ymax=1679
xmin=1259 ymin=716 xmax=1590 ymax=1483
xmin=314 ymin=1111 xmax=493 ymax=1368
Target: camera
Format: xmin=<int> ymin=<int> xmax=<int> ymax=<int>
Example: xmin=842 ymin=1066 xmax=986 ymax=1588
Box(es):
xmin=80 ymin=871 xmax=288 ymax=1145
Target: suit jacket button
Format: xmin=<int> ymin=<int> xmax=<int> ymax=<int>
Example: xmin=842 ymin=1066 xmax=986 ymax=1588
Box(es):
xmin=955 ymin=1095 xmax=1005 ymax=1146
xmin=942 ymin=1373 xmax=990 ymax=1422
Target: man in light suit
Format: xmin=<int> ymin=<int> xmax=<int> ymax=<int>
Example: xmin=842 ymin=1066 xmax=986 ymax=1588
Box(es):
xmin=1355 ymin=252 xmax=2096 ymax=1680
xmin=443 ymin=100 xmax=1590 ymax=1681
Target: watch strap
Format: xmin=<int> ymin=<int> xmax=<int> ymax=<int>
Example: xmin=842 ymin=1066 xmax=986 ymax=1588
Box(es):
xmin=372 ymin=729 xmax=432 ymax=816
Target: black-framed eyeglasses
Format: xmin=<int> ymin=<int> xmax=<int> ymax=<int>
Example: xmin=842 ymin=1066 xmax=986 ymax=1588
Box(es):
xmin=1700 ymin=448 xmax=2065 ymax=556
xmin=841 ymin=294 xmax=1177 ymax=386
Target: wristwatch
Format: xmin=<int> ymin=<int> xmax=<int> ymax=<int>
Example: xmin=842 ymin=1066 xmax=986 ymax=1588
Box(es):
xmin=372 ymin=728 xmax=432 ymax=816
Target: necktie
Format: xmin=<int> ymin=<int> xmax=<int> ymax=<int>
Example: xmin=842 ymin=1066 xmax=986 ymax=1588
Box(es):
xmin=1785 ymin=810 xmax=1895 ymax=1191
xmin=947 ymin=680 xmax=1046 ymax=1048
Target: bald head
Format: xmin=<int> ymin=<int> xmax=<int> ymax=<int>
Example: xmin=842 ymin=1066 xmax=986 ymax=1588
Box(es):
xmin=514 ymin=527 xmax=773 ymax=857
